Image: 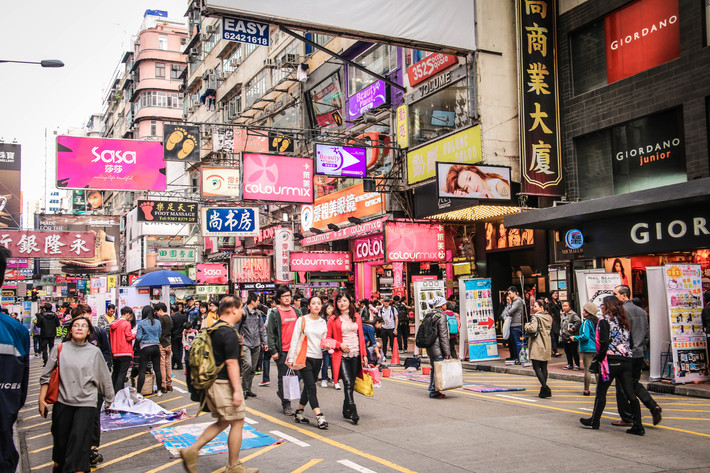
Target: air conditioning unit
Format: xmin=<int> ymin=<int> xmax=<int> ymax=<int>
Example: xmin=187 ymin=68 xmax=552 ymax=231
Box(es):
xmin=202 ymin=68 xmax=213 ymax=80
xmin=219 ymin=71 xmax=230 ymax=80
xmin=189 ymin=50 xmax=199 ymax=58
xmin=230 ymin=58 xmax=241 ymax=68
xmin=180 ymin=37 xmax=187 ymax=45
xmin=205 ymin=25 xmax=217 ymax=34
xmin=278 ymin=53 xmax=298 ymax=69
xmin=263 ymin=58 xmax=277 ymax=68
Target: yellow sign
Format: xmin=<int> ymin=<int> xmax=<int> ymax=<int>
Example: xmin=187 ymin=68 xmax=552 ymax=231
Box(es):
xmin=396 ymin=104 xmax=409 ymax=148
xmin=107 ymin=275 xmax=117 ymax=289
xmin=406 ymin=125 xmax=482 ymax=185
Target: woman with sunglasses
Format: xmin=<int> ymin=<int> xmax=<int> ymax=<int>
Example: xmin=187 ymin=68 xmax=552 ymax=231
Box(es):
xmin=38 ymin=316 xmax=114 ymax=473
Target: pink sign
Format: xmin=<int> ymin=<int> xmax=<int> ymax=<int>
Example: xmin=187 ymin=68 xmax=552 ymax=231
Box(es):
xmin=352 ymin=234 xmax=384 ymax=262
xmin=385 ymin=222 xmax=445 ymax=262
xmin=0 ymin=230 xmax=95 ymax=259
xmin=196 ymin=263 xmax=228 ymax=284
xmin=301 ymin=217 xmax=388 ymax=247
xmin=56 ymin=136 xmax=167 ymax=191
xmin=231 ymin=256 xmax=272 ymax=283
xmin=290 ymin=252 xmax=352 ymax=272
xmin=242 ymin=153 xmax=313 ymax=204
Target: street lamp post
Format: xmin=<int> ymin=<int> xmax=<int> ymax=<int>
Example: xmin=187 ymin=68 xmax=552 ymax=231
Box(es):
xmin=0 ymin=59 xmax=64 ymax=68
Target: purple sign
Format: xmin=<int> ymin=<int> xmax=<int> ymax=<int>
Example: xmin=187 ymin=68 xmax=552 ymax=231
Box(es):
xmin=314 ymin=144 xmax=367 ymax=177
xmin=347 ymin=80 xmax=388 ymax=120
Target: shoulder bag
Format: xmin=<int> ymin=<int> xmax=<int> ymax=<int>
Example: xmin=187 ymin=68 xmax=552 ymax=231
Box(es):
xmin=45 ymin=344 xmax=63 ymax=404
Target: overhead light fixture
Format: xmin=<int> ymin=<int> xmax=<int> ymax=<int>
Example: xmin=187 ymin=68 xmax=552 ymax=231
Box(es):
xmin=309 ymin=227 xmax=323 ymax=234
xmin=293 ymin=232 xmax=304 ymax=240
xmin=327 ymin=223 xmax=339 ymax=231
xmin=347 ymin=217 xmax=363 ymax=225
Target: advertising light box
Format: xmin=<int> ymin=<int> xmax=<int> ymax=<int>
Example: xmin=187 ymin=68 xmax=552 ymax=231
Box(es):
xmin=241 ymin=153 xmax=314 ymax=204
xmin=314 ymin=144 xmax=367 ymax=178
xmin=435 ymin=163 xmax=512 ymax=201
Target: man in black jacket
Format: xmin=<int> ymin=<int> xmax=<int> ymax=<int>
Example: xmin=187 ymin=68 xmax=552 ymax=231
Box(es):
xmin=171 ymin=307 xmax=187 ymax=370
xmin=37 ymin=302 xmax=60 ymax=366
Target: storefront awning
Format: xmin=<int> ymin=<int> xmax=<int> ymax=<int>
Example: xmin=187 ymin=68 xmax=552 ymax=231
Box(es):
xmin=424 ymin=204 xmax=520 ymax=223
xmin=504 ymin=178 xmax=710 ymax=230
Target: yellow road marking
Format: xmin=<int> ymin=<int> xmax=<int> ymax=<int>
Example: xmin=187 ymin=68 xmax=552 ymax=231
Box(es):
xmin=91 ymin=444 xmax=162 ymax=470
xmin=26 ymin=432 xmax=51 ymax=441
xmin=21 ymin=420 xmax=51 ymax=430
xmin=246 ymin=407 xmax=417 ymax=473
xmin=663 ymin=408 xmax=710 ymax=413
xmin=385 ymin=377 xmax=710 ymax=438
xmin=210 ymin=443 xmax=283 ymax=473
xmin=144 ymin=459 xmax=181 ymax=473
xmin=155 ymin=396 xmax=181 ymax=404
xmin=660 ymin=416 xmax=710 ymax=421
xmin=291 ymin=458 xmax=324 ymax=472
xmin=23 ymin=413 xmax=42 ymax=421
xmin=173 ymin=377 xmax=188 ymax=386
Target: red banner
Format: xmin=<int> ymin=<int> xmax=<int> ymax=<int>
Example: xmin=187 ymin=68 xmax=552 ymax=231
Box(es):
xmin=605 ymin=0 xmax=679 ymax=84
xmin=0 ymin=230 xmax=95 ymax=259
xmin=407 ymin=53 xmax=458 ymax=87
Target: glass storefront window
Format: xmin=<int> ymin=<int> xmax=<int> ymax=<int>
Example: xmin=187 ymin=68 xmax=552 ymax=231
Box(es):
xmin=348 ymin=45 xmax=397 ymax=95
xmin=408 ymin=79 xmax=470 ymax=148
xmin=575 ymin=130 xmax=613 ymax=200
xmin=308 ymin=73 xmax=343 ymax=129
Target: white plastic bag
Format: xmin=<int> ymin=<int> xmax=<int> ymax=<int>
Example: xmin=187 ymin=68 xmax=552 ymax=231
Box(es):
xmin=502 ymin=316 xmax=511 ymax=340
xmin=433 ymin=359 xmax=463 ymax=391
xmin=283 ymin=369 xmax=301 ymax=399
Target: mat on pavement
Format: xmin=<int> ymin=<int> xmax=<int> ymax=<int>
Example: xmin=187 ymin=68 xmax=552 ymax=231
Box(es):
xmin=151 ymin=423 xmax=283 ymax=457
xmin=388 ymin=371 xmax=431 ymax=383
xmin=100 ymin=409 xmax=187 ymax=431
xmin=462 ymin=384 xmax=526 ymax=393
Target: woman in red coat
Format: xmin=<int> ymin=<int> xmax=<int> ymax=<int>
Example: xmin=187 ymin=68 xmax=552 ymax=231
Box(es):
xmin=327 ymin=292 xmax=367 ymax=424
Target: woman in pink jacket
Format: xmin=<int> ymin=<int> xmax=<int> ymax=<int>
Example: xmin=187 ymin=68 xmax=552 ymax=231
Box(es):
xmin=110 ymin=306 xmax=137 ymax=393
xmin=327 ymin=293 xmax=367 ymax=424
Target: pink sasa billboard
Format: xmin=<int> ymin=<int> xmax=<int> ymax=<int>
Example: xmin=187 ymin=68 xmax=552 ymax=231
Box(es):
xmin=56 ymin=136 xmax=167 ymax=191
xmin=241 ymin=153 xmax=313 ymax=204
xmin=289 ymin=252 xmax=352 ymax=272
xmin=385 ymin=222 xmax=445 ymax=262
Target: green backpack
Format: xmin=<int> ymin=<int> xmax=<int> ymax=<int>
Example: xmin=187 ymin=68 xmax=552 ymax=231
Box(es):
xmin=189 ymin=320 xmax=241 ymax=391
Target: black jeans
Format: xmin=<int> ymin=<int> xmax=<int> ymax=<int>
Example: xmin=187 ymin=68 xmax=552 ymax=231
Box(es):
xmin=33 ymin=336 xmax=40 ymax=355
xmin=299 ymin=357 xmax=323 ymax=410
xmin=92 ymin=394 xmax=103 ymax=448
xmin=340 ymin=356 xmax=361 ymax=407
xmin=381 ymin=328 xmax=395 ymax=357
xmin=40 ymin=337 xmax=55 ymax=365
xmin=51 ymin=402 xmax=95 ymax=473
xmin=616 ymin=356 xmax=659 ymax=422
xmin=137 ymin=345 xmax=162 ymax=393
xmin=276 ymin=351 xmax=291 ymax=408
xmin=532 ymin=360 xmax=549 ymax=390
xmin=564 ymin=340 xmax=580 ymax=367
xmin=171 ymin=339 xmax=183 ymax=369
xmin=397 ymin=323 xmax=410 ymax=351
xmin=591 ymin=356 xmax=642 ymax=428
xmin=112 ymin=356 xmax=132 ymax=394
xmin=550 ymin=326 xmax=560 ymax=353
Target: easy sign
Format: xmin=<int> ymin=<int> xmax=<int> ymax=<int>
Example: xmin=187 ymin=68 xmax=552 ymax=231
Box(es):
xmin=222 ymin=16 xmax=270 ymax=46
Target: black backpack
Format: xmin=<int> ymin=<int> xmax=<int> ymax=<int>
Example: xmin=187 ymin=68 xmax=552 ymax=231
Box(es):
xmin=415 ymin=313 xmax=439 ymax=348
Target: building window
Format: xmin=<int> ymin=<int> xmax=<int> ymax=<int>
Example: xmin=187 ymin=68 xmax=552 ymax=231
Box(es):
xmin=243 ymin=42 xmax=257 ymax=59
xmin=135 ymin=91 xmax=183 ymax=112
xmin=272 ymin=41 xmax=300 ymax=84
xmin=570 ymin=20 xmax=607 ymax=94
xmin=348 ymin=45 xmax=397 ymax=95
xmin=305 ymin=33 xmax=334 ymax=54
xmin=227 ymin=93 xmax=242 ymax=120
xmin=155 ymin=62 xmax=165 ymax=78
xmin=170 ymin=64 xmax=184 ymax=79
xmin=150 ymin=121 xmax=157 ymax=136
xmin=307 ymin=73 xmax=343 ymax=129
xmin=408 ymin=79 xmax=470 ymax=147
xmin=574 ymin=108 xmax=686 ymax=200
xmin=158 ymin=34 xmax=168 ymax=50
xmin=245 ymin=69 xmax=270 ymax=108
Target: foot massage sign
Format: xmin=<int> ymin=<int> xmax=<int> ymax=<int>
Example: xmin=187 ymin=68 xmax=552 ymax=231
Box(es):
xmin=56 ymin=136 xmax=167 ymax=191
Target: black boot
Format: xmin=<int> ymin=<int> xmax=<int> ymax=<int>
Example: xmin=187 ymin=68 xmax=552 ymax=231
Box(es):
xmin=342 ymin=400 xmax=351 ymax=419
xmin=579 ymin=417 xmax=599 ymax=429
xmin=349 ymin=404 xmax=359 ymax=425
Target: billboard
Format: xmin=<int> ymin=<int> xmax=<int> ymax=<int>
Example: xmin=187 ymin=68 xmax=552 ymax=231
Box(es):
xmin=352 ymin=233 xmax=384 ymax=262
xmin=384 ymin=222 xmax=445 ymax=262
xmin=231 ymin=256 xmax=272 ymax=283
xmin=484 ymin=221 xmax=534 ymax=251
xmin=136 ymin=200 xmax=198 ymax=223
xmin=196 ymin=263 xmax=228 ymax=284
xmin=347 ymin=80 xmax=388 ymax=120
xmin=605 ymin=0 xmax=679 ymax=84
xmin=38 ymin=215 xmax=121 ymax=274
xmin=289 ymin=252 xmax=352 ymax=272
xmin=201 ymin=167 xmax=241 ymax=199
xmin=201 ymin=207 xmax=259 ymax=237
xmin=0 ymin=143 xmax=21 ymax=228
xmin=241 ymin=153 xmax=314 ymax=204
xmin=315 ymin=144 xmax=367 ymax=178
xmin=300 ymin=182 xmax=384 ymax=232
xmin=435 ymin=163 xmax=511 ymax=200
xmin=407 ymin=53 xmax=458 ymax=87
xmin=0 ymin=230 xmax=95 ymax=259
xmin=406 ymin=125 xmax=482 ymax=185
xmin=56 ymin=136 xmax=167 ymax=191
xmin=233 ymin=128 xmax=268 ymax=153
xmin=72 ymin=190 xmax=104 ymax=212
xmin=163 ymin=124 xmax=201 ymax=162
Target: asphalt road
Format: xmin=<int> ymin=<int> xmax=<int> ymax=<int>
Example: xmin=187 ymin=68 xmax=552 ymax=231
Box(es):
xmin=17 ymin=356 xmax=710 ymax=473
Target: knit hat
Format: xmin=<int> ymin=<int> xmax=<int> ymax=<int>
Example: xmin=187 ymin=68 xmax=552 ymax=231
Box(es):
xmin=429 ymin=296 xmax=447 ymax=308
xmin=582 ymin=301 xmax=599 ymax=316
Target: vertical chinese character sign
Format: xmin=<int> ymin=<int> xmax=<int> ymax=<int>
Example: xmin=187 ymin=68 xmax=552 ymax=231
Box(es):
xmin=518 ymin=0 xmax=563 ymax=196
xmin=273 ymin=228 xmax=294 ymax=284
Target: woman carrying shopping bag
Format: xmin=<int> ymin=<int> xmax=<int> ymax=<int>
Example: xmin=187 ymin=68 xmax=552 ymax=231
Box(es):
xmin=287 ymin=296 xmax=329 ymax=429
xmin=327 ymin=293 xmax=368 ymax=425
xmin=524 ymin=299 xmax=553 ymax=398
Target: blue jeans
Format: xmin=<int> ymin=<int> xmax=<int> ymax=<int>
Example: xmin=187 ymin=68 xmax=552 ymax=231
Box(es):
xmin=429 ymin=356 xmax=443 ymax=396
xmin=509 ymin=326 xmax=523 ymax=360
xmin=320 ymin=351 xmax=331 ymax=381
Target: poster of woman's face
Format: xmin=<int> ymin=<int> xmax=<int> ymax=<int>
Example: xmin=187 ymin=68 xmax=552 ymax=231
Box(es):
xmin=485 ymin=221 xmax=534 ymax=251
xmin=603 ymin=257 xmax=632 ymax=292
xmin=436 ymin=163 xmax=511 ymax=200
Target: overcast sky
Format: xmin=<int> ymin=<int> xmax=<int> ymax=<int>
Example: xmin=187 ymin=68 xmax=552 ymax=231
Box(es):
xmin=0 ymin=0 xmax=187 ymax=202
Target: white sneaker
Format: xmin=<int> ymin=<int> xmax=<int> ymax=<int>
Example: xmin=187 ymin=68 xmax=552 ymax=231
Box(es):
xmin=156 ymin=391 xmax=163 ymax=397
xmin=320 ymin=380 xmax=328 ymax=388
xmin=334 ymin=383 xmax=341 ymax=390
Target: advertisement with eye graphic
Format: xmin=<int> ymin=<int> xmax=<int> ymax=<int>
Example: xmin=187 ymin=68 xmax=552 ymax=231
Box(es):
xmin=201 ymin=167 xmax=241 ymax=199
xmin=436 ymin=163 xmax=511 ymax=201
xmin=163 ymin=124 xmax=201 ymax=162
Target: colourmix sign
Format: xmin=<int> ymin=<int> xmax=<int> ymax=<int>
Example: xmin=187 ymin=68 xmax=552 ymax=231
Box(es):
xmin=384 ymin=222 xmax=445 ymax=262
xmin=241 ymin=153 xmax=314 ymax=203
xmin=289 ymin=252 xmax=352 ymax=272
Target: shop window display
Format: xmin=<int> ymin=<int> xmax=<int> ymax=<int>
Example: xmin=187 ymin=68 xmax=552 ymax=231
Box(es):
xmin=409 ymin=79 xmax=470 ymax=148
xmin=485 ymin=222 xmax=534 ymax=251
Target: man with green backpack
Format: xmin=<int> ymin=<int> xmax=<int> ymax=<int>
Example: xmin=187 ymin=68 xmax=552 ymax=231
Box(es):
xmin=180 ymin=295 xmax=258 ymax=473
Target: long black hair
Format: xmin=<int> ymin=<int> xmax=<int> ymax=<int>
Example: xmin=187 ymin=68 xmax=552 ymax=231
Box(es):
xmin=142 ymin=305 xmax=156 ymax=325
xmin=334 ymin=292 xmax=356 ymax=322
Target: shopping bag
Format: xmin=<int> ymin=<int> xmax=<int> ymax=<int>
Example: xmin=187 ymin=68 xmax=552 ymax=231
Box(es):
xmin=502 ymin=316 xmax=511 ymax=340
xmin=354 ymin=372 xmax=374 ymax=397
xmin=286 ymin=319 xmax=308 ymax=370
xmin=45 ymin=344 xmax=64 ymax=404
xmin=363 ymin=367 xmax=381 ymax=386
xmin=283 ymin=369 xmax=301 ymax=400
xmin=131 ymin=373 xmax=155 ymax=396
xmin=433 ymin=359 xmax=463 ymax=391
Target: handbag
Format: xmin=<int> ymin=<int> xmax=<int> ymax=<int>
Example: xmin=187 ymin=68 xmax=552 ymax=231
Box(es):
xmin=433 ymin=359 xmax=463 ymax=391
xmin=526 ymin=315 xmax=540 ymax=340
xmin=363 ymin=366 xmax=381 ymax=385
xmin=45 ymin=344 xmax=63 ymax=404
xmin=131 ymin=373 xmax=155 ymax=396
xmin=588 ymin=356 xmax=600 ymax=374
xmin=287 ymin=318 xmax=308 ymax=370
xmin=354 ymin=372 xmax=374 ymax=397
xmin=283 ymin=368 xmax=301 ymax=399
xmin=403 ymin=357 xmax=420 ymax=370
